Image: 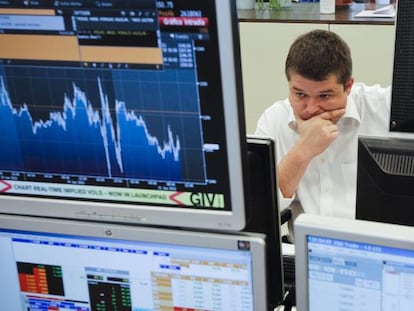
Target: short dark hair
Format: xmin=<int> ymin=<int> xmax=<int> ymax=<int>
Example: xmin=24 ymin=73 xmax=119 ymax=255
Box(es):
xmin=285 ymin=30 xmax=352 ymax=87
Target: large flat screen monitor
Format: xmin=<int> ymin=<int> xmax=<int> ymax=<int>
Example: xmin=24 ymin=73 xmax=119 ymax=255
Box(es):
xmin=0 ymin=213 xmax=268 ymax=311
xmin=245 ymin=135 xmax=285 ymax=308
xmin=0 ymin=0 xmax=249 ymax=230
xmin=295 ymin=213 xmax=414 ymax=311
xmin=356 ymin=136 xmax=414 ymax=227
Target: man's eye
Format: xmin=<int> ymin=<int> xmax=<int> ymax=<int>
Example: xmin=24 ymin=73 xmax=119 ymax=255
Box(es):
xmin=296 ymin=93 xmax=306 ymax=98
xmin=320 ymin=94 xmax=330 ymax=99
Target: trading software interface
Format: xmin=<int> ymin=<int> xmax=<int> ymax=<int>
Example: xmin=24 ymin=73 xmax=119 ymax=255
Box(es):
xmin=1 ymin=229 xmax=255 ymax=311
xmin=307 ymin=235 xmax=414 ymax=310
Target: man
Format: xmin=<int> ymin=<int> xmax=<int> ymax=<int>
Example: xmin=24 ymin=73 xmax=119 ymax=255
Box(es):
xmin=255 ymin=30 xmax=391 ymax=231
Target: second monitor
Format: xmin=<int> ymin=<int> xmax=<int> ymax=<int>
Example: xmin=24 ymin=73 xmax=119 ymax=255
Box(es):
xmin=356 ymin=135 xmax=414 ymax=226
xmin=295 ymin=213 xmax=414 ymax=310
xmin=0 ymin=213 xmax=269 ymax=311
xmin=245 ymin=135 xmax=285 ymax=309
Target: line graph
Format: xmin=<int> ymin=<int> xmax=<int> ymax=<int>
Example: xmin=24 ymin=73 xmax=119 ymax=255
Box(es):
xmin=0 ymin=67 xmax=206 ymax=183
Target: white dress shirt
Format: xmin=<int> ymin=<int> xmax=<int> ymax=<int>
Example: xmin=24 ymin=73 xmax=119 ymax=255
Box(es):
xmin=255 ymin=83 xmax=391 ymax=220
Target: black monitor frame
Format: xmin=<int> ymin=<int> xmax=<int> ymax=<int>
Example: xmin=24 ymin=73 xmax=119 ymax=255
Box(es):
xmin=356 ymin=136 xmax=414 ymax=226
xmin=245 ymin=135 xmax=285 ymax=310
xmin=389 ymin=0 xmax=414 ymax=132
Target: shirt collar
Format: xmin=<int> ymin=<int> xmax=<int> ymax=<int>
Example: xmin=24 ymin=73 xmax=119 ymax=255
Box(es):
xmin=288 ymin=96 xmax=361 ymax=132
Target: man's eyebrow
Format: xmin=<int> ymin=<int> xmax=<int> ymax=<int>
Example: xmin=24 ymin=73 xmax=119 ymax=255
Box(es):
xmin=291 ymin=86 xmax=336 ymax=94
xmin=291 ymin=86 xmax=305 ymax=92
xmin=319 ymin=90 xmax=335 ymax=94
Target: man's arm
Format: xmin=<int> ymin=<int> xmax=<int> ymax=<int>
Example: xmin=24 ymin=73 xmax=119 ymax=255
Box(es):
xmin=278 ymin=143 xmax=313 ymax=198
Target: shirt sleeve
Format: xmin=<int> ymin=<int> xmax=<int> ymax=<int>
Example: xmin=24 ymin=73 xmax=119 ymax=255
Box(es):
xmin=351 ymin=83 xmax=391 ymax=136
xmin=278 ymin=187 xmax=295 ymax=211
xmin=254 ymin=109 xmax=273 ymax=137
xmin=254 ymin=101 xmax=297 ymax=211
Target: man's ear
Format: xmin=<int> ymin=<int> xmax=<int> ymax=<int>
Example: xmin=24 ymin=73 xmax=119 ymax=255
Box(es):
xmin=345 ymin=78 xmax=354 ymax=95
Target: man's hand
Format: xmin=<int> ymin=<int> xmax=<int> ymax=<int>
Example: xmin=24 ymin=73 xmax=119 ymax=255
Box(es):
xmin=278 ymin=108 xmax=345 ymax=199
xmin=296 ymin=108 xmax=345 ymax=159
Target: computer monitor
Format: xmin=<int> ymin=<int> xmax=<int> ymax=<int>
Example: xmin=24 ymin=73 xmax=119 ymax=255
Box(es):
xmin=356 ymin=135 xmax=414 ymax=227
xmin=389 ymin=0 xmax=414 ymax=132
xmin=0 ymin=0 xmax=249 ymax=230
xmin=245 ymin=135 xmax=285 ymax=308
xmin=0 ymin=213 xmax=268 ymax=311
xmin=295 ymin=213 xmax=414 ymax=311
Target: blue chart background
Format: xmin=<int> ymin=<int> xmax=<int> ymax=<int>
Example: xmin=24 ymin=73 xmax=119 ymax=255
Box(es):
xmin=0 ymin=66 xmax=206 ymax=184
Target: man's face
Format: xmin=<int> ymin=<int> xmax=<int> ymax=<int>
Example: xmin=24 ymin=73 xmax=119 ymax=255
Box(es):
xmin=288 ymin=73 xmax=353 ymax=123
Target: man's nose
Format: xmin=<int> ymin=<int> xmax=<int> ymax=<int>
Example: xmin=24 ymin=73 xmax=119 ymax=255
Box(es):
xmin=305 ymin=98 xmax=321 ymax=115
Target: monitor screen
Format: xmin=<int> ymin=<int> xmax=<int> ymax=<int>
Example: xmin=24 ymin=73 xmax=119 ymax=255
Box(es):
xmin=245 ymin=135 xmax=285 ymax=308
xmin=356 ymin=136 xmax=414 ymax=227
xmin=0 ymin=0 xmax=248 ymax=230
xmin=294 ymin=214 xmax=414 ymax=311
xmin=0 ymin=213 xmax=268 ymax=311
xmin=389 ymin=0 xmax=414 ymax=132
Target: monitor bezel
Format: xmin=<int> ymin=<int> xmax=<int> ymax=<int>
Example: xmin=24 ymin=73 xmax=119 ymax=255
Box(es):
xmin=0 ymin=0 xmax=249 ymax=231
